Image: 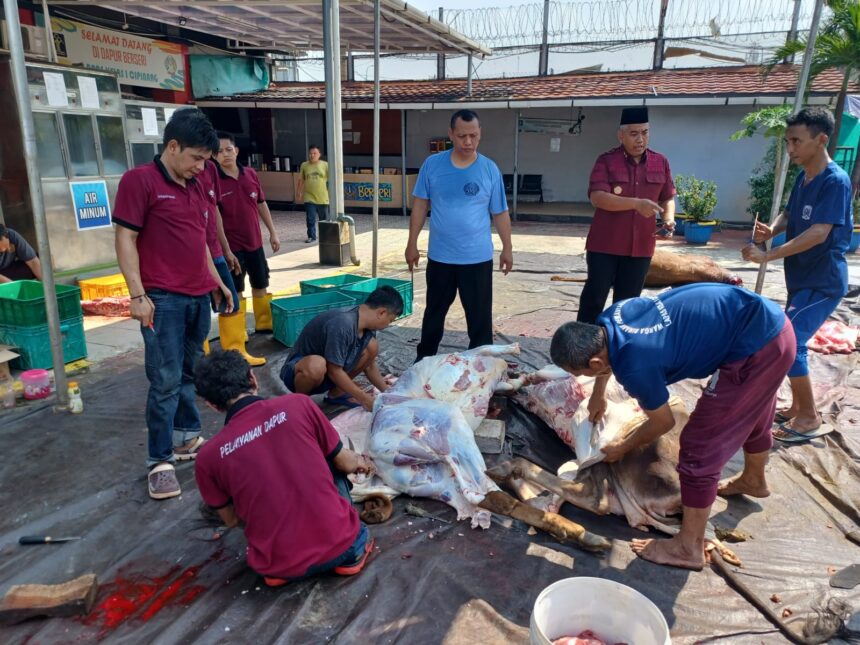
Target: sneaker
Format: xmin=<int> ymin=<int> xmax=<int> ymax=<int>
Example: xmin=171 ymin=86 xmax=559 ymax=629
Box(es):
xmin=175 ymin=436 xmax=205 ymax=461
xmin=148 ymin=463 xmax=181 ymax=500
xmin=305 ymin=238 xmax=313 ymax=243
xmin=334 ymin=537 xmax=375 ymax=576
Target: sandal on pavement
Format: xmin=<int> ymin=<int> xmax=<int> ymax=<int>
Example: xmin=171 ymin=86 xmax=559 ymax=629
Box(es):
xmin=148 ymin=463 xmax=181 ymax=500
xmin=175 ymin=436 xmax=206 ymax=461
xmin=334 ymin=537 xmax=375 ymax=576
xmin=323 ymin=393 xmax=362 ymax=409
xmin=773 ymin=422 xmax=834 ymax=444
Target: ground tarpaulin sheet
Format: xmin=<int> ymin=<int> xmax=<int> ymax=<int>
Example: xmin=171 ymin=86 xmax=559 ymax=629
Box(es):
xmin=1 ymin=249 xmax=859 ymax=644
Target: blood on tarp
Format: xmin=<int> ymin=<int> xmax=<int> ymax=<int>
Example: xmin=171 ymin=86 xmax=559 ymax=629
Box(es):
xmin=80 ymin=565 xmax=205 ymax=634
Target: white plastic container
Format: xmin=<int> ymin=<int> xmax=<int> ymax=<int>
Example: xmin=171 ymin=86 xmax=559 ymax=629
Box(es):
xmin=530 ymin=577 xmax=671 ymax=645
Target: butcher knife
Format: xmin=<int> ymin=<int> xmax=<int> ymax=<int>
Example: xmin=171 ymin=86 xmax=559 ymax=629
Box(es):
xmin=19 ymin=535 xmax=82 ymax=545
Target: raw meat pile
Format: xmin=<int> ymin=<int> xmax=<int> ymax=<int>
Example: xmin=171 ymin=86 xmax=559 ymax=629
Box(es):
xmin=808 ymin=320 xmax=858 ymax=354
xmin=552 ymin=631 xmax=627 ymax=645
xmin=80 ymin=297 xmax=131 ymax=317
xmin=368 ymin=344 xmax=521 ymax=528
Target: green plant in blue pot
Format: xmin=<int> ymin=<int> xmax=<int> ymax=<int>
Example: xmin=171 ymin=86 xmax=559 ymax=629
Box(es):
xmin=675 ymin=174 xmax=718 ymax=244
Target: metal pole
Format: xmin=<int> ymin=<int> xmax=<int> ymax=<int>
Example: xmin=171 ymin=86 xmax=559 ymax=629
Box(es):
xmin=323 ymin=0 xmax=345 ymax=218
xmin=303 ymin=109 xmax=309 ymax=171
xmin=466 ymin=54 xmax=473 ymax=96
xmin=652 ymin=0 xmax=669 ymax=70
xmin=754 ymin=0 xmax=824 ymax=294
xmin=40 ymin=0 xmax=58 ymax=63
xmin=372 ymin=0 xmax=380 ymax=277
xmin=786 ymin=0 xmax=803 ymax=64
xmin=538 ymin=0 xmax=550 ymax=76
xmin=400 ymin=110 xmax=407 ymax=217
xmin=512 ymin=110 xmax=520 ymax=221
xmin=4 ymin=0 xmax=68 ymax=407
xmin=436 ymin=7 xmax=445 ymax=80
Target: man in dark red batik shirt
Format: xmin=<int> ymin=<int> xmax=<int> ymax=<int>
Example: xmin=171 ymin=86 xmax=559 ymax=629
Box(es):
xmin=577 ymin=107 xmax=677 ymax=323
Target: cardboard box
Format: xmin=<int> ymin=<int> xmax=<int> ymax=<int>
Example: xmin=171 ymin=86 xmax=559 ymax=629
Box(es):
xmin=0 ymin=345 xmax=20 ymax=381
xmin=383 ymin=167 xmax=398 ymax=175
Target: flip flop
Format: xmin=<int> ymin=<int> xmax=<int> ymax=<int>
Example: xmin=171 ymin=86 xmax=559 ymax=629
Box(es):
xmin=773 ymin=422 xmax=834 ymax=444
xmin=323 ymin=393 xmax=362 ymax=409
xmin=773 ymin=411 xmax=794 ymax=424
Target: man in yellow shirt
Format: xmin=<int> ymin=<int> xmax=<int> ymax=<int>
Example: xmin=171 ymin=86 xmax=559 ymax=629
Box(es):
xmin=297 ymin=145 xmax=330 ymax=244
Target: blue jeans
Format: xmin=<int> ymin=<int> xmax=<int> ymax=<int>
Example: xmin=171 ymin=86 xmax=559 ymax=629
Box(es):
xmin=142 ymin=290 xmax=211 ymax=466
xmin=281 ymin=469 xmax=369 ymax=581
xmin=212 ymin=256 xmax=240 ymax=313
xmin=305 ymin=203 xmax=328 ymax=240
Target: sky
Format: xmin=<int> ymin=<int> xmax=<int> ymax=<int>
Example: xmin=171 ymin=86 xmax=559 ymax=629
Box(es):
xmin=288 ymin=0 xmax=813 ymax=83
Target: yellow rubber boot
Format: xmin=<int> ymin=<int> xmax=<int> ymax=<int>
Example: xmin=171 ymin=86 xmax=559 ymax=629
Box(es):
xmin=203 ymin=339 xmax=210 ymax=355
xmin=253 ymin=294 xmax=273 ymax=332
xmin=238 ymin=298 xmax=249 ymax=341
xmin=218 ymin=313 xmax=266 ymax=366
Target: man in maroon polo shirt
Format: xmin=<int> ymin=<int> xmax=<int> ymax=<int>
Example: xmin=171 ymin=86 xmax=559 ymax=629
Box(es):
xmin=194 ymin=350 xmax=376 ymax=584
xmin=577 ymin=107 xmax=676 ymax=323
xmin=197 ymin=158 xmax=262 ymax=365
xmin=114 ymin=109 xmax=234 ymax=500
xmin=215 ymin=132 xmax=280 ymax=338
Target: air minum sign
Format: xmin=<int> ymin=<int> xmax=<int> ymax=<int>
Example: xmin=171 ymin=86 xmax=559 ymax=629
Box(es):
xmin=51 ymin=18 xmax=186 ymax=91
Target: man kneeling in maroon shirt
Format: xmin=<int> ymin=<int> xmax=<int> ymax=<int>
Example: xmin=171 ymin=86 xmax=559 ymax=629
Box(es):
xmin=194 ymin=350 xmax=377 ymax=585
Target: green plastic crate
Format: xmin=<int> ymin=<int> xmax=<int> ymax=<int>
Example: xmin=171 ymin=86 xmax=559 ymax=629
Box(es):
xmin=0 ymin=316 xmax=88 ymax=370
xmin=338 ymin=277 xmax=413 ymax=319
xmin=271 ymin=291 xmax=356 ymax=347
xmin=299 ymin=273 xmax=369 ymax=295
xmin=0 ymin=280 xmax=82 ymax=328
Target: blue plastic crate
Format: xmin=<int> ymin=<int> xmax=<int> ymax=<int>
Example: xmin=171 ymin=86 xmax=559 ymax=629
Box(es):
xmin=271 ymin=291 xmax=356 ymax=347
xmin=299 ymin=274 xmax=369 ymax=295
xmin=338 ymin=277 xmax=413 ymax=319
xmin=0 ymin=316 xmax=88 ymax=370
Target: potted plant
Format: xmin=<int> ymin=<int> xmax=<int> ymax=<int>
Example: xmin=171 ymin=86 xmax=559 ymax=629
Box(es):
xmin=674 ymin=174 xmax=718 ymax=244
xmin=850 ymin=194 xmax=860 ymax=253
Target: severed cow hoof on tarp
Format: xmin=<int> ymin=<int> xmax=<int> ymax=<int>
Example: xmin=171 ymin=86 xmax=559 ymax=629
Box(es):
xmin=479 ymin=490 xmax=611 ymax=552
xmin=360 ymin=494 xmax=394 ymax=524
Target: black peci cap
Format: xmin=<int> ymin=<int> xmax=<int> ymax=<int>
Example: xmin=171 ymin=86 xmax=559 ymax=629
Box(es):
xmin=620 ymin=107 xmax=649 ymax=125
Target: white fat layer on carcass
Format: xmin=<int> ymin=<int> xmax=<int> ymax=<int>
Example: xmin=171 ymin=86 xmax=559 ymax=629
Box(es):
xmin=517 ymin=374 xmax=642 ymax=468
xmin=363 ymin=344 xmax=521 ymax=529
xmin=329 ymin=407 xmax=400 ymax=501
xmin=370 ymin=398 xmax=499 ymax=529
xmin=503 ymin=363 xmax=570 ymax=392
xmin=382 ymin=343 xmax=520 ymax=430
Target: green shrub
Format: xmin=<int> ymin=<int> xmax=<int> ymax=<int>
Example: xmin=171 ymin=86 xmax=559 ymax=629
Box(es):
xmin=746 ymin=141 xmax=801 ymax=223
xmin=674 ymin=174 xmax=718 ymax=222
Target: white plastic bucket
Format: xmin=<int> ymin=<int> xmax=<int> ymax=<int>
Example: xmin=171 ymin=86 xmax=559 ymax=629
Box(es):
xmin=529 ymin=576 xmax=671 ymax=645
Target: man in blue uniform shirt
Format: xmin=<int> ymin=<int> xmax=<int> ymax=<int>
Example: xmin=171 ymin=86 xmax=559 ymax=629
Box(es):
xmin=551 ymin=284 xmax=795 ymax=570
xmin=743 ymin=107 xmax=852 ymax=442
xmin=405 ymin=109 xmax=513 ymax=361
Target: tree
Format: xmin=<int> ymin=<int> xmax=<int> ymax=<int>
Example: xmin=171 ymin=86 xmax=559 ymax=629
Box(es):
xmin=730 ymin=106 xmax=800 ymax=222
xmin=767 ymin=0 xmax=860 ymax=165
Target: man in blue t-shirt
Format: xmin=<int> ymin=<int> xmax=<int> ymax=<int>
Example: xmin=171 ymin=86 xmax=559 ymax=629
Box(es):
xmin=742 ymin=107 xmax=852 ymax=442
xmin=550 ymin=284 xmax=795 ymax=570
xmin=405 ymin=109 xmax=513 ymax=360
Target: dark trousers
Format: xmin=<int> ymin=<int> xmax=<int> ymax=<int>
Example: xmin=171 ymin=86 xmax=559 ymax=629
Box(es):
xmin=416 ymin=259 xmax=493 ymax=360
xmin=576 ymin=251 xmax=652 ymax=323
xmin=0 ymin=260 xmax=36 ymax=281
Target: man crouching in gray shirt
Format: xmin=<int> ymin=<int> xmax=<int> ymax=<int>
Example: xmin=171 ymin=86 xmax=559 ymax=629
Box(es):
xmin=280 ymin=286 xmax=403 ymax=410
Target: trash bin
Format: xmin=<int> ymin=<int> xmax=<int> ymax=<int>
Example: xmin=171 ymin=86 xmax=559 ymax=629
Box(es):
xmin=318 ymin=221 xmax=351 ymax=267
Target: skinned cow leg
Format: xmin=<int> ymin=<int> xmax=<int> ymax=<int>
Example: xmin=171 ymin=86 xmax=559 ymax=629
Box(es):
xmin=478 ymin=491 xmax=610 ymax=552
xmin=487 ymin=457 xmax=611 ymax=516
